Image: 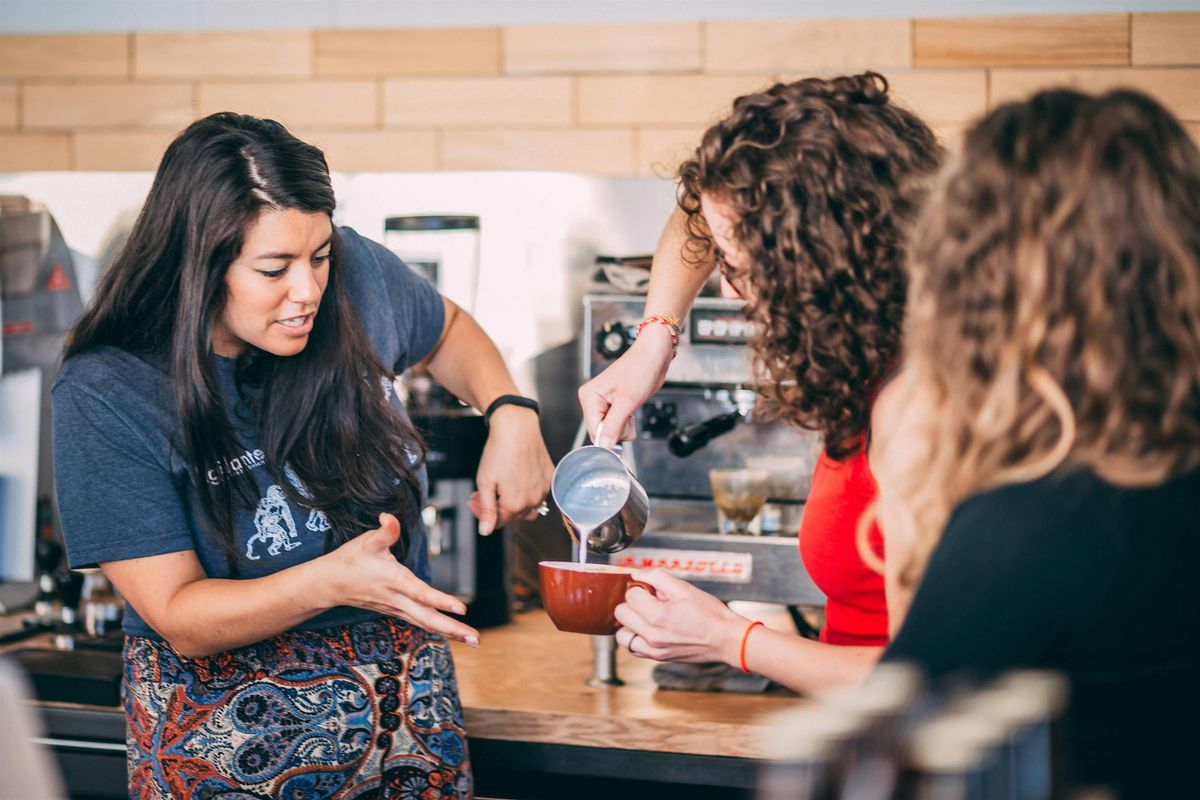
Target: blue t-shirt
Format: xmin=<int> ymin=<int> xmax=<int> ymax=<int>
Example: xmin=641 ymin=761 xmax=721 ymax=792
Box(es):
xmin=52 ymin=226 xmax=446 ymax=639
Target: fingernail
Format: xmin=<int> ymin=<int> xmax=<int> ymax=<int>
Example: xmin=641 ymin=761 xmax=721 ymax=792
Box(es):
xmin=464 ymin=635 xmax=480 ymax=647
xmin=478 ymin=522 xmax=493 ymax=536
xmin=456 ymin=604 xmax=467 ymax=615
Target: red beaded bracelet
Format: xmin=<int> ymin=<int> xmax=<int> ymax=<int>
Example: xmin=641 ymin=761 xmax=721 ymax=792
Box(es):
xmin=739 ymin=620 xmax=764 ymax=673
xmin=636 ymin=315 xmax=681 ymax=359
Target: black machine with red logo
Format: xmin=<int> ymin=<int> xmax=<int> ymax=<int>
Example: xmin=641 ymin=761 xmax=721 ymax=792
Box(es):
xmin=1 ymin=197 xmax=84 ymax=373
xmin=0 ymin=197 xmax=85 ymax=607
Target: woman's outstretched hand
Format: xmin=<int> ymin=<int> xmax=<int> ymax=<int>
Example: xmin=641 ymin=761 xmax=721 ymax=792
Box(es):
xmin=323 ymin=513 xmax=480 ymax=646
xmin=613 ymin=568 xmax=745 ymax=665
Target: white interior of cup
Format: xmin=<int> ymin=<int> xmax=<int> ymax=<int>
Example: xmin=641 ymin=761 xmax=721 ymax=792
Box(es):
xmin=539 ymin=561 xmax=631 ymax=574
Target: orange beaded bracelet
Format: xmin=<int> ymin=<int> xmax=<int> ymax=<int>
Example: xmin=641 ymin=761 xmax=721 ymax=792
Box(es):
xmin=636 ymin=315 xmax=681 ymax=359
xmin=739 ymin=620 xmax=764 ymax=673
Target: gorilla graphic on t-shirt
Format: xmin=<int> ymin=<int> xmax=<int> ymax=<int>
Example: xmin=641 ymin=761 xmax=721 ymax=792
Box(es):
xmin=247 ymin=484 xmax=303 ymax=560
xmin=283 ymin=465 xmax=333 ymax=533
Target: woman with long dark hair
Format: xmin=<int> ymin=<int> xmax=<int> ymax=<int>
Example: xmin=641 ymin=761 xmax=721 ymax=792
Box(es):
xmin=874 ymin=88 xmax=1200 ymax=797
xmin=578 ymin=73 xmax=943 ymax=692
xmin=53 ymin=112 xmax=552 ymax=798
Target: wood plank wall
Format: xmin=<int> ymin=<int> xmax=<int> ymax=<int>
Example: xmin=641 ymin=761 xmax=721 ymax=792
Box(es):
xmin=1 ymin=13 xmax=1197 ymax=174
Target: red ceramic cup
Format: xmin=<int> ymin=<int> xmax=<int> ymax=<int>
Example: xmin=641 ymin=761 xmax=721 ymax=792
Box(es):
xmin=539 ymin=561 xmax=651 ymax=635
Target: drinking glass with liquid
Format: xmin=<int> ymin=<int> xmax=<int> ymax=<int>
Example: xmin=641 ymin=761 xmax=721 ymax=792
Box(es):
xmin=710 ymin=468 xmax=769 ymax=534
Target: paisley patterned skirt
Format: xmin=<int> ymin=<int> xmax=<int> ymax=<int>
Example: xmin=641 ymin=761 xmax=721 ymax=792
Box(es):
xmin=122 ymin=616 xmax=472 ymax=799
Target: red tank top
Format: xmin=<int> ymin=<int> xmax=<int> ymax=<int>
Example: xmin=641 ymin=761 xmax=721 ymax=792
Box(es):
xmin=798 ymin=445 xmax=888 ymax=646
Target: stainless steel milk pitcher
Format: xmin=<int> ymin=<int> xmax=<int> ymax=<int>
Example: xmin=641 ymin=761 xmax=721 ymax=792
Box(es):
xmin=551 ymin=444 xmax=648 ymax=554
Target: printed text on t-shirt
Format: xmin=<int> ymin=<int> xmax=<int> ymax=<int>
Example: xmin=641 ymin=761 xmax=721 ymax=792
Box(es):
xmin=206 ymin=448 xmax=267 ymax=485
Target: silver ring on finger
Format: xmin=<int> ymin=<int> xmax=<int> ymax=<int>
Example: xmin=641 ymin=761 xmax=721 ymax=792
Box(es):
xmin=535 ymin=501 xmax=550 ymax=517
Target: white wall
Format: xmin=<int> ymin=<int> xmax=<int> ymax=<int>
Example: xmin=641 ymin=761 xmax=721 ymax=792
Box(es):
xmin=3 ymin=0 xmax=1197 ymax=33
xmin=0 ymin=171 xmax=678 ymax=388
xmin=0 ymin=369 xmax=40 ymax=582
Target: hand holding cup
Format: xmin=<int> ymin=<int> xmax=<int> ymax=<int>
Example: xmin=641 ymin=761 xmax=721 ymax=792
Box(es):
xmin=539 ymin=561 xmax=652 ymax=635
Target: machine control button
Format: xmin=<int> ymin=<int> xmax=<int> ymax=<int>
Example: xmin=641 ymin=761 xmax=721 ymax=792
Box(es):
xmin=594 ymin=320 xmax=634 ymax=359
xmin=639 ymin=401 xmax=677 ymax=438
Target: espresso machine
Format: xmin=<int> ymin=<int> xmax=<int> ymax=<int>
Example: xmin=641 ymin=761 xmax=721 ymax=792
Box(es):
xmin=583 ymin=292 xmax=825 ymax=608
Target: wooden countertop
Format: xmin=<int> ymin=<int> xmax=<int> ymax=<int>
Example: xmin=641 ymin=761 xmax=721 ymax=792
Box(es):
xmin=3 ymin=609 xmax=805 ymax=760
xmin=448 ymin=609 xmax=804 ymax=759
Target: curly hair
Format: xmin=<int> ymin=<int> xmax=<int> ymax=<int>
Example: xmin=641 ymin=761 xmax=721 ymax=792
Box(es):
xmin=677 ymin=73 xmax=943 ymax=458
xmin=876 ymin=87 xmax=1200 ymax=589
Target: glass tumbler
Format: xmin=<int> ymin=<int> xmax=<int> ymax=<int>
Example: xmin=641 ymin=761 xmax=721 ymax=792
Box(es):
xmin=709 ymin=468 xmax=769 ymax=534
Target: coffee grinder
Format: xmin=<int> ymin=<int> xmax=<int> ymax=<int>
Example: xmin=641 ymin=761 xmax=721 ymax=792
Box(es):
xmin=384 ymin=215 xmax=511 ymax=628
xmin=409 ymin=386 xmax=512 ymax=630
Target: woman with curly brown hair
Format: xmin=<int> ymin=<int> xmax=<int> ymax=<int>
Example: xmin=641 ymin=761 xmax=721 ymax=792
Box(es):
xmin=874 ymin=88 xmax=1200 ymax=796
xmin=578 ymin=73 xmax=943 ymax=693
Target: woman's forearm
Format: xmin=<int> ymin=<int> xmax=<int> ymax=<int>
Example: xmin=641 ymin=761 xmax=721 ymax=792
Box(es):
xmin=739 ymin=624 xmax=883 ymax=694
xmin=644 ymin=207 xmax=711 ymax=321
xmin=419 ymin=296 xmax=552 ymax=531
xmin=618 ymin=571 xmax=883 ymax=695
xmin=154 ymin=558 xmax=333 ymax=658
xmin=424 ymin=298 xmax=520 ymax=412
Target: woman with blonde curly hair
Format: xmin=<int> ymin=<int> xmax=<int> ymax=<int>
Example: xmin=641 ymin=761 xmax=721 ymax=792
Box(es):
xmin=579 ymin=73 xmax=943 ymax=692
xmin=876 ymin=88 xmax=1200 ymax=797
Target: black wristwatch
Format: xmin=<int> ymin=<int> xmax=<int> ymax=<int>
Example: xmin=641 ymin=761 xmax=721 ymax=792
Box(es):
xmin=483 ymin=394 xmax=540 ymax=426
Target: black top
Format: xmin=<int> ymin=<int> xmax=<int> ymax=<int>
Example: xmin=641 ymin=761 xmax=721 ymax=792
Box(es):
xmin=884 ymin=466 xmax=1200 ymax=798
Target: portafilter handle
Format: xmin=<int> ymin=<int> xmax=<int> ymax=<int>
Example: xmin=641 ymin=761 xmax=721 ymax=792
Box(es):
xmin=667 ymin=410 xmax=744 ymax=458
